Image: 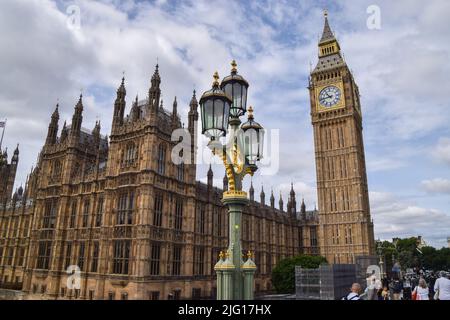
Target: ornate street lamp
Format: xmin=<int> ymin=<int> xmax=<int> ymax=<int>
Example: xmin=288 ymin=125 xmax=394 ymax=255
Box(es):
xmin=199 ymin=72 xmax=231 ymax=140
xmin=200 ymin=61 xmax=264 ymax=300
xmin=377 ymin=241 xmax=385 ymax=279
xmin=242 ymin=106 xmax=264 ymax=167
xmin=220 ymin=60 xmax=249 ymax=119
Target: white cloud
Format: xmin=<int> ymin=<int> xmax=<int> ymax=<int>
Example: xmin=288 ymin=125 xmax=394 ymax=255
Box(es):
xmin=433 ymin=137 xmax=450 ymax=165
xmin=422 ymin=178 xmax=450 ymax=194
xmin=370 ymin=191 xmax=450 ymax=248
xmin=336 ymin=0 xmax=450 ymax=141
xmin=367 ymin=158 xmax=405 ymax=172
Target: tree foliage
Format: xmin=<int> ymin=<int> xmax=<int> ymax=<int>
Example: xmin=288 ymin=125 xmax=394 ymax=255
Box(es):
xmin=421 ymin=247 xmax=450 ymax=271
xmin=271 ymin=255 xmax=327 ymax=293
xmin=376 ymin=237 xmax=450 ymax=272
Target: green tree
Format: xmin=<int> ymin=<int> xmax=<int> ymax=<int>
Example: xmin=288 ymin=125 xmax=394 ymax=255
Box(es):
xmin=398 ymin=250 xmax=417 ymax=269
xmin=421 ymin=247 xmax=450 ymax=271
xmin=271 ymin=255 xmax=327 ymax=294
xmin=386 ymin=237 xmax=421 ymax=269
xmin=396 ymin=237 xmax=418 ymax=253
xmin=378 ymin=237 xmax=450 ymax=273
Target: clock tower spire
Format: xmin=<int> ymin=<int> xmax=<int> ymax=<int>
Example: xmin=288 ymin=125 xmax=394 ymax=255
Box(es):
xmin=309 ymin=12 xmax=375 ymax=264
xmin=318 ymin=10 xmax=341 ymax=58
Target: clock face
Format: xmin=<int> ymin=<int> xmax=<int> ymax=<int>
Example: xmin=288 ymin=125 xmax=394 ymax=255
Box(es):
xmin=318 ymin=86 xmax=341 ymax=108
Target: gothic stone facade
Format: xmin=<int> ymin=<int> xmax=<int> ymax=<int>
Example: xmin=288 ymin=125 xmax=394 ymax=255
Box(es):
xmin=0 ymin=146 xmax=19 ymax=205
xmin=0 ymin=66 xmax=319 ymax=300
xmin=0 ymin=14 xmax=374 ymax=300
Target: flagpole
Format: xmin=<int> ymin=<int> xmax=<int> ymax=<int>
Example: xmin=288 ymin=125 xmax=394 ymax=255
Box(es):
xmin=0 ymin=119 xmax=6 ymax=151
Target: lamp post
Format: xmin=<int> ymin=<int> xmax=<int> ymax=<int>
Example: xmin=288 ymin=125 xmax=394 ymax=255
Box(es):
xmin=200 ymin=61 xmax=264 ymax=300
xmin=377 ymin=241 xmax=385 ymax=279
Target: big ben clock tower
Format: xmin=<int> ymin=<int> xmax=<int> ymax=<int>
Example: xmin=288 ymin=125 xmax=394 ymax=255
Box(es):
xmin=309 ymin=11 xmax=375 ymax=264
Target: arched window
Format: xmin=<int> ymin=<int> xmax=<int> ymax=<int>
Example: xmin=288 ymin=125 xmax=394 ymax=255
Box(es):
xmin=157 ymin=144 xmax=166 ymax=175
xmin=112 ymin=240 xmax=130 ymax=275
xmin=153 ymin=193 xmax=163 ymax=227
xmin=82 ymin=199 xmax=90 ymax=228
xmin=177 ymin=162 xmax=184 ymax=182
xmin=174 ymin=198 xmax=183 ymax=231
xmin=117 ymin=191 xmax=134 ymax=225
xmin=195 ymin=204 xmax=206 ymax=234
xmin=69 ymin=200 xmax=77 ymax=228
xmin=52 ymin=160 xmax=62 ymax=179
xmin=42 ymin=200 xmax=57 ymax=229
xmin=124 ymin=143 xmax=137 ymax=166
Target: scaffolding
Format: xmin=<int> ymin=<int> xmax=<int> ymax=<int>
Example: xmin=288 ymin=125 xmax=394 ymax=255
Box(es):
xmin=295 ymin=267 xmax=321 ymax=300
xmin=295 ymin=264 xmax=358 ymax=300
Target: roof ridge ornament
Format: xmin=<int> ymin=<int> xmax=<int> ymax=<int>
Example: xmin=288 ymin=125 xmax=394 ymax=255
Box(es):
xmin=231 ymin=60 xmax=237 ymax=74
xmin=247 ymin=106 xmax=254 ymax=120
xmin=213 ymin=71 xmax=220 ymax=87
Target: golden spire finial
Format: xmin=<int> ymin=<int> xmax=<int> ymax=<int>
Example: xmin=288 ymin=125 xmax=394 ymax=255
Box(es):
xmin=213 ymin=71 xmax=220 ymax=86
xmin=247 ymin=251 xmax=252 ymax=259
xmin=231 ymin=60 xmax=237 ymax=73
xmin=248 ymin=106 xmax=254 ymax=119
xmin=324 ymin=9 xmax=328 ymax=18
xmin=219 ymin=251 xmax=224 ymax=259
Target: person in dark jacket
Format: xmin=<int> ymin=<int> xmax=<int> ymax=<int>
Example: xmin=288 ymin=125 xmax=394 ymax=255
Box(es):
xmin=391 ymin=277 xmax=403 ymax=300
xmin=428 ymin=274 xmax=437 ymax=300
xmin=382 ymin=277 xmax=390 ymax=289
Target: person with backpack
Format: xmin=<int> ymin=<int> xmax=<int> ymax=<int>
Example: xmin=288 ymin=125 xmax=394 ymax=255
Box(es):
xmin=342 ymin=283 xmax=362 ymax=300
xmin=391 ymin=277 xmax=403 ymax=300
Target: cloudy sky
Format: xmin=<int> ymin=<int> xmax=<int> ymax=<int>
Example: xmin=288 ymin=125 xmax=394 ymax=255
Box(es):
xmin=1 ymin=0 xmax=450 ymax=248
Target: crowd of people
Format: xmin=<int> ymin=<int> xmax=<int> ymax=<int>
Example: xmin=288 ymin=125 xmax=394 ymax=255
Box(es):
xmin=342 ymin=270 xmax=450 ymax=300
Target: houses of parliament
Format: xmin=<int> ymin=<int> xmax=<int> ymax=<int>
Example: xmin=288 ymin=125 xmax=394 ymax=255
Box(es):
xmin=0 ymin=14 xmax=375 ymax=300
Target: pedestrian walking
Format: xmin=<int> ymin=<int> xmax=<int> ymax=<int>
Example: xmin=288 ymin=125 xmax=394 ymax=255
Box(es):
xmin=342 ymin=283 xmax=361 ymax=300
xmin=434 ymin=272 xmax=450 ymax=300
xmin=382 ymin=277 xmax=389 ymax=290
xmin=366 ymin=273 xmax=380 ymax=300
xmin=428 ymin=273 xmax=437 ymax=299
xmin=403 ymin=277 xmax=412 ymax=300
xmin=412 ymin=278 xmax=429 ymax=300
xmin=381 ymin=286 xmax=390 ymax=300
xmin=377 ymin=287 xmax=383 ymax=300
xmin=391 ymin=277 xmax=403 ymax=300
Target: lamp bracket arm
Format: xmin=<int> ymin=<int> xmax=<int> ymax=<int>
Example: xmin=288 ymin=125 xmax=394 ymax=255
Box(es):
xmin=219 ymin=147 xmax=237 ymax=191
